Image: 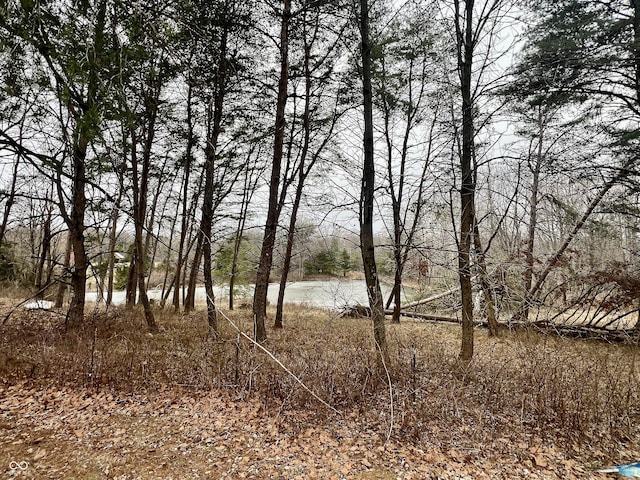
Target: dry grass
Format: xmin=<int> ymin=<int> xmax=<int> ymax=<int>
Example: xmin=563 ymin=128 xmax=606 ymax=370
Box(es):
xmin=1 ymin=301 xmax=639 ymax=455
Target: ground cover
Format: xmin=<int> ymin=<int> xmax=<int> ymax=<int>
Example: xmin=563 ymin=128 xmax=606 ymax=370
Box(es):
xmin=0 ymin=301 xmax=638 ymax=479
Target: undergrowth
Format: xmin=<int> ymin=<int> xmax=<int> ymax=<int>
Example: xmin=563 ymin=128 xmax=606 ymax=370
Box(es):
xmin=1 ymin=303 xmax=639 ymax=453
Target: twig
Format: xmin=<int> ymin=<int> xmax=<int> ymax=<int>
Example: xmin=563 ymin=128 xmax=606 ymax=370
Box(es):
xmin=376 ymin=340 xmax=394 ymax=445
xmin=88 ymin=323 xmax=98 ymax=386
xmin=218 ymin=309 xmax=341 ymax=415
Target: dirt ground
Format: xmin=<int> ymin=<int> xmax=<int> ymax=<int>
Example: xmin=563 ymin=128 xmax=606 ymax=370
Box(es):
xmin=0 ymin=381 xmax=628 ymax=480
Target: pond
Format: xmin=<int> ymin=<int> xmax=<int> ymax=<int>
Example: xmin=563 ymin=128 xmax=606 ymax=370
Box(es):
xmin=87 ymin=279 xmax=409 ymax=310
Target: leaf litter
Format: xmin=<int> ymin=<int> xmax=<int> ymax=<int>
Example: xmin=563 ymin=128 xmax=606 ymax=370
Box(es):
xmin=0 ymin=381 xmax=627 ymax=479
xmin=1 ymin=303 xmax=638 ymax=479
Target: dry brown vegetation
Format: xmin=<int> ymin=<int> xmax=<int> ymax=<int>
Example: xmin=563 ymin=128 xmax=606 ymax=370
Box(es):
xmin=1 ymin=301 xmax=640 ymax=478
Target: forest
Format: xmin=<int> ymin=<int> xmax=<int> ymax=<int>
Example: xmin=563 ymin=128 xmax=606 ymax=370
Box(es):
xmin=1 ymin=0 xmax=638 ymax=355
xmin=1 ymin=0 xmax=640 ymax=478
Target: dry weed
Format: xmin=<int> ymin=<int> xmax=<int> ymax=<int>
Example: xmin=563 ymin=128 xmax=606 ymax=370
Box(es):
xmin=0 ymin=303 xmax=639 ymax=453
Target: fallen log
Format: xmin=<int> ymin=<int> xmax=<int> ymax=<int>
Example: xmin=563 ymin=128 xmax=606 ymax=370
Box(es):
xmin=388 ymin=304 xmax=640 ymax=344
xmin=386 ymin=309 xmax=461 ymax=324
xmin=399 ymin=286 xmax=460 ymax=310
xmin=528 ymin=322 xmax=638 ymax=343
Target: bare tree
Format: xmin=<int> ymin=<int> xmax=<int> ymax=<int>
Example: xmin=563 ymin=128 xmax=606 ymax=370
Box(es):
xmin=449 ymin=0 xmax=511 ymax=360
xmin=253 ymin=0 xmax=292 ymax=342
xmin=374 ymin=3 xmax=447 ymax=323
xmin=357 ymin=0 xmax=389 ymax=364
xmin=274 ymin=5 xmax=347 ymax=329
xmin=229 ymin=146 xmax=263 ymax=310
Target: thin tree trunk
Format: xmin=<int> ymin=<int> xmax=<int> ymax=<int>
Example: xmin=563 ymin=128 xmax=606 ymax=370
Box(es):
xmin=401 ymin=286 xmax=461 ymax=310
xmin=229 ymin=185 xmax=249 ymax=310
xmin=130 ymin=129 xmax=157 ymax=332
xmin=35 ymin=206 xmax=52 ymax=299
xmin=159 ymin=198 xmax=179 ymax=307
xmin=125 ymin=254 xmax=137 ymax=306
xmin=185 ymin=239 xmax=202 ymax=312
xmin=359 ymin=0 xmax=389 ymax=365
xmin=454 ymin=0 xmax=476 ymax=362
xmin=0 ymin=151 xmax=20 ymax=247
xmin=472 ymin=221 xmax=500 ymax=335
xmin=54 ymin=235 xmax=72 ymax=308
xmin=384 ymin=111 xmax=438 ymax=318
xmin=105 ymin=191 xmax=122 ymax=307
xmin=253 ymin=0 xmax=291 ymax=343
xmin=182 ymin=169 xmax=207 ymax=310
xmin=381 ymin=80 xmax=404 ymax=324
xmin=519 ymin=106 xmax=544 ymax=323
xmin=274 ymin=191 xmax=303 ymax=329
xmin=389 ymin=264 xmax=404 ymax=323
xmin=275 ymin=25 xmax=316 ymax=329
xmin=142 ymin=186 xmax=162 ymax=289
xmin=229 ymin=155 xmax=259 ymax=310
xmin=199 ymin=17 xmax=229 ymax=333
xmin=635 ymin=293 xmax=640 ymax=335
xmin=201 ymin=137 xmax=218 ymax=332
xmin=172 ymin=68 xmax=196 ymax=311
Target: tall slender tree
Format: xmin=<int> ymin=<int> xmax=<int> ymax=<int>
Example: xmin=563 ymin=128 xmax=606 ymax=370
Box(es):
xmin=448 ymin=0 xmax=510 ymax=360
xmin=273 ymin=4 xmax=347 ymax=329
xmin=253 ymin=0 xmax=292 ymax=343
xmin=357 ymin=0 xmax=389 ymax=364
xmin=374 ymin=4 xmax=447 ymax=323
xmin=0 ymin=0 xmax=113 ymax=327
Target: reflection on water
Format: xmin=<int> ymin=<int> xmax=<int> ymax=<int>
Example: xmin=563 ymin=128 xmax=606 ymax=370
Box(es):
xmin=87 ymin=279 xmax=405 ymax=310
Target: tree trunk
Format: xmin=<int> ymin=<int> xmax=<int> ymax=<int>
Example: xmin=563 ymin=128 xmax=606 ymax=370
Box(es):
xmin=199 ymin=18 xmax=229 ymax=333
xmin=105 ymin=195 xmax=121 ymax=307
xmin=64 ymin=0 xmax=108 ymax=328
xmin=383 ymin=95 xmax=404 ymax=324
xmin=518 ymin=106 xmax=544 ymax=323
xmin=54 ymin=234 xmax=72 ymax=308
xmin=201 ymin=147 xmax=218 ymax=332
xmin=635 ymin=293 xmax=640 ymax=335
xmin=228 ymin=148 xmax=262 ymax=310
xmin=274 ymin=193 xmax=302 ymax=329
xmin=455 ymin=0 xmax=476 ymax=362
xmin=66 ymin=137 xmax=89 ymax=328
xmin=185 ymin=238 xmax=202 ymax=312
xmin=633 ymin=1 xmax=640 ymax=106
xmin=384 ymin=111 xmax=438 ymax=321
xmin=275 ymin=28 xmax=317 ymax=329
xmin=253 ymin=0 xmax=291 ymax=343
xmin=229 ymin=184 xmax=248 ymax=310
xmin=389 ymin=264 xmax=404 ymax=324
xmin=130 ymin=129 xmax=157 ymax=332
xmin=0 ymin=152 xmax=19 ymax=248
xmin=359 ymin=0 xmax=389 ymax=365
xmin=159 ymin=199 xmax=179 ymax=308
xmin=125 ymin=253 xmax=137 ymax=306
xmin=142 ymin=177 xmax=164 ymax=288
xmin=172 ymin=68 xmax=196 ymax=311
xmin=35 ymin=206 xmax=52 ymax=299
xmin=472 ymin=221 xmax=500 ymax=335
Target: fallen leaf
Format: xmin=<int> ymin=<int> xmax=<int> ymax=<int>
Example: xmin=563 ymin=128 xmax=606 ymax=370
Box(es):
xmin=532 ymin=454 xmax=548 ymax=468
xmin=33 ymin=448 xmax=47 ymax=461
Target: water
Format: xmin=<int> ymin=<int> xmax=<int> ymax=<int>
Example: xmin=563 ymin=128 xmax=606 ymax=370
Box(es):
xmin=86 ymin=279 xmax=399 ymax=310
